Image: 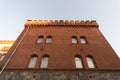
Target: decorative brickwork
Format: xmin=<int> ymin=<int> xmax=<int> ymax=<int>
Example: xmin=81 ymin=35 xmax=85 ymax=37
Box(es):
xmin=0 ymin=40 xmax=14 ymax=44
xmin=0 ymin=40 xmax=14 ymax=58
xmin=24 ymin=20 xmax=99 ymax=28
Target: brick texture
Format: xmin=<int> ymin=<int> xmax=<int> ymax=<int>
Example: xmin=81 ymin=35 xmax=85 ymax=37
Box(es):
xmin=0 ymin=20 xmax=120 ymax=70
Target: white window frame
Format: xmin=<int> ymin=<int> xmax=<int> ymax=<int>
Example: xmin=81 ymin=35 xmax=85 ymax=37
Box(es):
xmin=80 ymin=37 xmax=87 ymax=44
xmin=72 ymin=37 xmax=77 ymax=44
xmin=75 ymin=57 xmax=83 ymax=68
xmin=86 ymin=57 xmax=95 ymax=68
xmin=40 ymin=56 xmax=48 ymax=68
xmin=28 ymin=56 xmax=38 ymax=68
xmin=37 ymin=36 xmax=43 ymax=43
xmin=46 ymin=37 xmax=52 ymax=44
xmin=0 ymin=54 xmax=5 ymax=61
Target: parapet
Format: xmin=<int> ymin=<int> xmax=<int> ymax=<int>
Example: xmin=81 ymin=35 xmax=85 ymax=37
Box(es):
xmin=24 ymin=20 xmax=99 ymax=28
xmin=0 ymin=40 xmax=15 ymax=44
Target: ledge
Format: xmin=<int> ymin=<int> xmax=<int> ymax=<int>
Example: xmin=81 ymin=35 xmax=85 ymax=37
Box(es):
xmin=24 ymin=20 xmax=99 ymax=28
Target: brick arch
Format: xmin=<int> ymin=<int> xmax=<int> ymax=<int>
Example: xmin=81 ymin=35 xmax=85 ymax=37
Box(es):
xmin=86 ymin=54 xmax=93 ymax=58
xmin=74 ymin=54 xmax=82 ymax=58
xmin=31 ymin=54 xmax=38 ymax=57
xmin=46 ymin=35 xmax=52 ymax=38
xmin=42 ymin=54 xmax=49 ymax=58
xmin=72 ymin=36 xmax=77 ymax=38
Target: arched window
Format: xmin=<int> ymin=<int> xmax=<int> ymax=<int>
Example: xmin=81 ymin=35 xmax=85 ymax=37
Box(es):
xmin=86 ymin=56 xmax=95 ymax=68
xmin=46 ymin=36 xmax=52 ymax=44
xmin=75 ymin=56 xmax=83 ymax=68
xmin=37 ymin=36 xmax=43 ymax=43
xmin=28 ymin=54 xmax=38 ymax=68
xmin=0 ymin=54 xmax=5 ymax=61
xmin=40 ymin=55 xmax=49 ymax=68
xmin=80 ymin=36 xmax=88 ymax=44
xmin=72 ymin=36 xmax=78 ymax=44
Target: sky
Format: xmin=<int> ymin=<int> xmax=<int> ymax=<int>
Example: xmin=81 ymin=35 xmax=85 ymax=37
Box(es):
xmin=0 ymin=0 xmax=120 ymax=57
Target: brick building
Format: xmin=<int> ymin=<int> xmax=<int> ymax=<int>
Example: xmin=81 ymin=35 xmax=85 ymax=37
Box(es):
xmin=0 ymin=40 xmax=14 ymax=61
xmin=0 ymin=20 xmax=120 ymax=80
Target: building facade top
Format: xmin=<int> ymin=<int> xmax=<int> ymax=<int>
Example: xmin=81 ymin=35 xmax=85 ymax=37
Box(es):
xmin=24 ymin=20 xmax=99 ymax=28
xmin=0 ymin=40 xmax=14 ymax=44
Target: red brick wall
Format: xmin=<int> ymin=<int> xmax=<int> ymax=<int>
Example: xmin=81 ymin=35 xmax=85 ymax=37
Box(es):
xmin=1 ymin=20 xmax=120 ymax=70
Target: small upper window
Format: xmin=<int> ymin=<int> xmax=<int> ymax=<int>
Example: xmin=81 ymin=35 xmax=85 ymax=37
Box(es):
xmin=86 ymin=56 xmax=95 ymax=68
xmin=80 ymin=36 xmax=88 ymax=44
xmin=37 ymin=36 xmax=43 ymax=43
xmin=0 ymin=54 xmax=5 ymax=61
xmin=75 ymin=56 xmax=83 ymax=69
xmin=40 ymin=56 xmax=49 ymax=68
xmin=72 ymin=36 xmax=78 ymax=44
xmin=28 ymin=54 xmax=38 ymax=68
xmin=46 ymin=36 xmax=52 ymax=44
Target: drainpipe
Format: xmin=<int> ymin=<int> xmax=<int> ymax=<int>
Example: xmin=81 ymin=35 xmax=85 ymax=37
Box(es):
xmin=0 ymin=25 xmax=30 ymax=75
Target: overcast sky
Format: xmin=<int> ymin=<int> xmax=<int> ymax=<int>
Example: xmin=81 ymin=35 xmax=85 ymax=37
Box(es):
xmin=0 ymin=0 xmax=120 ymax=57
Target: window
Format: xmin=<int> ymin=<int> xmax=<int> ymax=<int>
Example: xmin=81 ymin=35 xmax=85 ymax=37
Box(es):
xmin=80 ymin=36 xmax=87 ymax=44
xmin=0 ymin=54 xmax=5 ymax=61
xmin=28 ymin=55 xmax=38 ymax=68
xmin=37 ymin=36 xmax=43 ymax=43
xmin=40 ymin=56 xmax=49 ymax=68
xmin=75 ymin=56 xmax=83 ymax=68
xmin=72 ymin=36 xmax=78 ymax=44
xmin=86 ymin=56 xmax=95 ymax=68
xmin=46 ymin=36 xmax=52 ymax=44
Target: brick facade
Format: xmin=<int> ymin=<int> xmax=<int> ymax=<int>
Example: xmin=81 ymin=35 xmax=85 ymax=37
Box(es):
xmin=0 ymin=20 xmax=120 ymax=80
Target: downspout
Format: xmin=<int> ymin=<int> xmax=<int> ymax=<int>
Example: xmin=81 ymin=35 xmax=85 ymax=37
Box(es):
xmin=0 ymin=25 xmax=30 ymax=75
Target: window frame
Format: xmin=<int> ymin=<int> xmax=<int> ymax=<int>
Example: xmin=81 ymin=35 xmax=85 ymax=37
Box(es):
xmin=72 ymin=36 xmax=78 ymax=44
xmin=46 ymin=36 xmax=52 ymax=44
xmin=40 ymin=55 xmax=49 ymax=69
xmin=80 ymin=36 xmax=88 ymax=44
xmin=86 ymin=56 xmax=95 ymax=69
xmin=75 ymin=56 xmax=83 ymax=69
xmin=37 ymin=36 xmax=43 ymax=44
xmin=28 ymin=54 xmax=38 ymax=68
xmin=0 ymin=54 xmax=6 ymax=61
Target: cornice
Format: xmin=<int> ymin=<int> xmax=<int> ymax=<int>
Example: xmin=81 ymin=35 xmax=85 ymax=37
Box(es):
xmin=24 ymin=20 xmax=99 ymax=28
xmin=0 ymin=40 xmax=15 ymax=44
